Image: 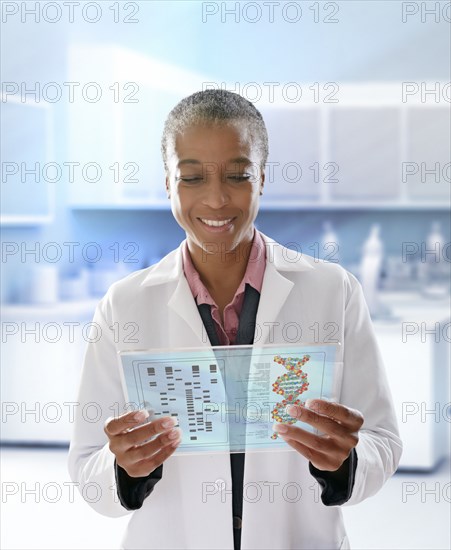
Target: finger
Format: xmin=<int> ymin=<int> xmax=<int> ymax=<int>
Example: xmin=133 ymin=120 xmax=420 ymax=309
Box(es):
xmin=104 ymin=409 xmax=150 ymax=437
xmin=303 ymin=400 xmax=364 ymax=431
xmin=285 ymin=404 xmax=359 ymax=447
xmin=127 ymin=428 xmax=183 ymax=463
xmin=282 ymin=436 xmax=346 ymax=471
xmin=289 ymin=404 xmax=345 ymax=434
xmin=280 ymin=436 xmax=315 ymax=461
xmin=105 ymin=410 xmax=177 ymax=440
xmin=275 ymin=423 xmax=351 ymax=470
xmin=273 ymin=423 xmax=340 ymax=455
xmin=127 ymin=436 xmax=182 ymax=478
xmin=120 ymin=416 xmax=179 ymax=447
xmin=287 ymin=403 xmax=363 ymax=435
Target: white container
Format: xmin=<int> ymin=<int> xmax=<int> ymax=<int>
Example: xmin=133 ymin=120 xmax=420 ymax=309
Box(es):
xmin=29 ymin=266 xmax=59 ymax=305
xmin=360 ymin=224 xmax=383 ymax=315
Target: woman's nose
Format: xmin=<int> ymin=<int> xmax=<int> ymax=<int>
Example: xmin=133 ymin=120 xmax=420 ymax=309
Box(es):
xmin=201 ymin=174 xmax=230 ymax=209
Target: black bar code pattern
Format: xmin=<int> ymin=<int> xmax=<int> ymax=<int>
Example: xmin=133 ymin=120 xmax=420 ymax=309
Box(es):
xmin=140 ymin=359 xmax=224 ymax=445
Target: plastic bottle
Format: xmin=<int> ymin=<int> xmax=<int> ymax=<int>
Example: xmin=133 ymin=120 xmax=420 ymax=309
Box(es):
xmin=360 ymin=224 xmax=383 ymax=315
xmin=424 ymin=221 xmax=448 ymax=298
xmin=321 ymin=221 xmax=339 ymax=263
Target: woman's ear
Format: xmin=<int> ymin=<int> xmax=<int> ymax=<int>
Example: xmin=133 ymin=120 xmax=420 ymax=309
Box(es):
xmin=165 ymin=176 xmax=171 ymax=199
xmin=259 ymin=170 xmax=265 ymax=195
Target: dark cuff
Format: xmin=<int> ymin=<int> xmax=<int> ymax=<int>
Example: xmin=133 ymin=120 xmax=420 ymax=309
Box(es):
xmin=114 ymin=459 xmax=163 ymax=510
xmin=308 ymin=447 xmax=358 ymax=506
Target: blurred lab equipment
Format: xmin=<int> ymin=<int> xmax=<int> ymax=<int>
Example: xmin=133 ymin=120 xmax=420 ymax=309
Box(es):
xmin=320 ymin=221 xmax=340 ymax=263
xmin=28 ymin=266 xmax=59 ymax=305
xmin=360 ymin=224 xmax=384 ymax=316
xmin=59 ymin=268 xmax=90 ymax=301
xmin=421 ymin=221 xmax=450 ymax=299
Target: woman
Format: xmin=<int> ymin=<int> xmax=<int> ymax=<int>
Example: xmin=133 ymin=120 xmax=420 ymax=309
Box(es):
xmin=68 ymin=90 xmax=402 ymax=550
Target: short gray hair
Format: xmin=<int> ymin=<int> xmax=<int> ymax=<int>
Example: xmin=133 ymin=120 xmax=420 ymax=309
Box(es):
xmin=161 ymin=89 xmax=269 ymax=172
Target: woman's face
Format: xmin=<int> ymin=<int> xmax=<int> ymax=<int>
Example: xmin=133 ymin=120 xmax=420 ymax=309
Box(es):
xmin=165 ymin=122 xmax=265 ymax=257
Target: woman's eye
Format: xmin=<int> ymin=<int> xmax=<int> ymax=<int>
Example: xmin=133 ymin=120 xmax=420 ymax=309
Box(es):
xmin=177 ymin=174 xmax=251 ymax=183
xmin=227 ymin=175 xmax=251 ymax=182
xmin=179 ymin=176 xmax=202 ymax=183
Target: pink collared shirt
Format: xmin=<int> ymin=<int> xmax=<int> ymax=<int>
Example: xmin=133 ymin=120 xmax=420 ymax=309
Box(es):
xmin=182 ymin=229 xmax=266 ymax=345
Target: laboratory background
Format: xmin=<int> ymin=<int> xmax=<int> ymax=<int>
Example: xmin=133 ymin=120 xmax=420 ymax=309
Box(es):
xmin=1 ymin=1 xmax=450 ymax=548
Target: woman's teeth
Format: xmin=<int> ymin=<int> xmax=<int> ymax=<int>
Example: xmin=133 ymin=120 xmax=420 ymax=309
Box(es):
xmin=200 ymin=218 xmax=232 ymax=227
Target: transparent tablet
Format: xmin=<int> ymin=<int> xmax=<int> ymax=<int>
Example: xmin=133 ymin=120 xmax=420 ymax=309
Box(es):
xmin=118 ymin=343 xmax=342 ymax=455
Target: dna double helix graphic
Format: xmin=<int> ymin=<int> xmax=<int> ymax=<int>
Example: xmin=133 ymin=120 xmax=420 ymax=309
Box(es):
xmin=270 ymin=354 xmax=310 ymax=440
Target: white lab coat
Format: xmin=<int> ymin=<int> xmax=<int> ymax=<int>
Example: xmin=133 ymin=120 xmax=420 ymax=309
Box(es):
xmin=68 ymin=232 xmax=402 ymax=550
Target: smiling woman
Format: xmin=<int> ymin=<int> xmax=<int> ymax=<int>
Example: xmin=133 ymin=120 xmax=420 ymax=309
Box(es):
xmin=161 ymin=91 xmax=271 ymax=312
xmin=68 ymin=89 xmax=402 ymax=550
xmin=165 ymin=123 xmax=265 ymax=304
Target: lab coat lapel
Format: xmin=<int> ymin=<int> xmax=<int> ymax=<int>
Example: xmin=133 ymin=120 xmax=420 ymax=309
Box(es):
xmin=167 ymin=274 xmax=211 ymax=348
xmin=141 ymin=242 xmax=210 ymax=348
xmin=255 ymin=259 xmax=295 ymax=345
xmin=256 ymin=232 xmax=314 ymax=345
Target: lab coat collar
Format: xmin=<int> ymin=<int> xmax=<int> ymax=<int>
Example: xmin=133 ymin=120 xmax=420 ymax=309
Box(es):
xmin=259 ymin=232 xmax=314 ymax=273
xmin=139 ymin=231 xmax=313 ymax=288
xmin=139 ymin=232 xmax=314 ymax=346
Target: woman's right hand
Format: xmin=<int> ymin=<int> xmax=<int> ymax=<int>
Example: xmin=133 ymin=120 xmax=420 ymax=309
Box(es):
xmin=104 ymin=409 xmax=182 ymax=477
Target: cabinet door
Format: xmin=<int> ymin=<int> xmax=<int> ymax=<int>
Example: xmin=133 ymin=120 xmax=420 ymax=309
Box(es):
xmin=405 ymin=107 xmax=451 ymax=201
xmin=1 ymin=317 xmax=90 ymax=443
xmin=117 ymin=88 xmax=177 ymax=202
xmin=67 ymin=88 xmax=177 ymax=206
xmin=374 ymin=323 xmax=446 ymax=470
xmin=259 ymin=106 xmax=322 ymax=199
xmin=1 ymin=101 xmax=53 ymax=224
xmin=329 ymin=107 xmax=401 ymax=200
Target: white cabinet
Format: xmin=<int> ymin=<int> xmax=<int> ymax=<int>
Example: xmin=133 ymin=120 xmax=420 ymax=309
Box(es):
xmin=1 ymin=99 xmax=54 ymax=225
xmin=329 ymin=107 xmax=401 ymax=200
xmin=1 ymin=301 xmax=98 ymax=444
xmin=374 ymin=294 xmax=450 ymax=470
xmin=405 ymin=107 xmax=451 ymax=201
xmin=258 ymin=83 xmax=450 ymax=209
xmin=258 ymin=106 xmax=322 ymax=199
xmin=68 ymin=81 xmax=449 ymax=211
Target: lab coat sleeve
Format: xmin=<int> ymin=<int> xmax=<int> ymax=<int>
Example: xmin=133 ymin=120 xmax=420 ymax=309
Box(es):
xmin=115 ymin=460 xmax=163 ymax=510
xmin=67 ymin=293 xmax=133 ymax=518
xmin=340 ymin=273 xmax=403 ymax=506
xmin=309 ymin=447 xmax=357 ymax=505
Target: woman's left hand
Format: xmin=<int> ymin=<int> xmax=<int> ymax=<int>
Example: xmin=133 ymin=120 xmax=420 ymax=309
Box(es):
xmin=273 ymin=399 xmax=364 ymax=471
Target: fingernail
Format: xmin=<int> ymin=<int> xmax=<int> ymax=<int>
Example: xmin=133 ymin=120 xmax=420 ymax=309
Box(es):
xmin=133 ymin=410 xmax=149 ymax=421
xmin=273 ymin=423 xmax=288 ymax=434
xmin=171 ymin=430 xmax=183 ymax=447
xmin=168 ymin=428 xmax=180 ymax=440
xmin=162 ymin=417 xmax=177 ymax=429
xmin=286 ymin=404 xmax=299 ymax=417
xmin=306 ymin=399 xmax=322 ymax=410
